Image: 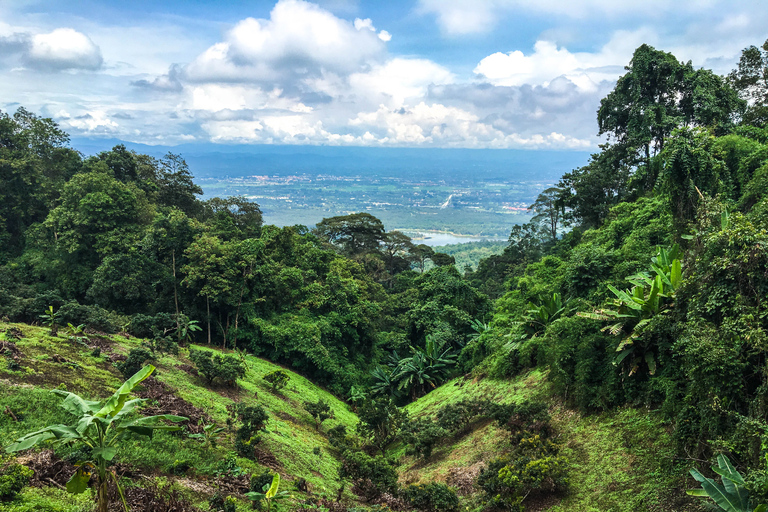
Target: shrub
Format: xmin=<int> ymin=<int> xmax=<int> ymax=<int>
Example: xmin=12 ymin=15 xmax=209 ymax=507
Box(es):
xmin=303 ymin=399 xmax=334 ymax=430
xmin=263 ymin=369 xmax=290 ymax=391
xmin=189 ymin=349 xmax=245 ymax=387
xmin=477 ymin=435 xmax=568 ymax=511
xmin=0 ymin=460 xmax=33 ymax=501
xmin=401 ymin=483 xmax=459 ymax=512
xmin=401 ymin=419 xmax=448 ymax=459
xmin=231 ymin=404 xmax=269 ymax=459
xmin=116 ymin=347 xmax=153 ymax=379
xmin=339 ymin=450 xmax=398 ymax=501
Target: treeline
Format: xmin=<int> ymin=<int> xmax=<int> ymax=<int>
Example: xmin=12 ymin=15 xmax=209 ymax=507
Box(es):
xmin=0 ymin=119 xmax=489 ymax=395
xmin=455 ymin=39 xmax=768 ymax=501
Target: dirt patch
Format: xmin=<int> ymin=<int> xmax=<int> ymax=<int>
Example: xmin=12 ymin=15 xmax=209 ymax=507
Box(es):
xmin=213 ymin=474 xmax=250 ymax=495
xmin=277 ymin=411 xmax=298 ymax=423
xmin=86 ymin=334 xmax=115 ymax=352
xmin=253 ymin=447 xmax=282 ymax=471
xmin=176 ymin=364 xmax=198 ymax=377
xmin=17 ymin=449 xmax=77 ymax=488
xmin=107 ymin=478 xmax=204 ymax=512
xmin=1 ymin=340 xmax=23 ymax=359
xmin=136 ymin=376 xmax=212 ymax=434
xmin=445 ymin=462 xmax=485 ymax=496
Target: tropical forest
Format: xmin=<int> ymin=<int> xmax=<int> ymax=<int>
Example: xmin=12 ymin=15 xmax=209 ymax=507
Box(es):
xmin=1 ymin=32 xmax=768 ymax=512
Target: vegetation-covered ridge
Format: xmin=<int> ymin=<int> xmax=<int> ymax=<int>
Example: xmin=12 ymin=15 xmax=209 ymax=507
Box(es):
xmin=1 ymin=38 xmax=768 ymax=511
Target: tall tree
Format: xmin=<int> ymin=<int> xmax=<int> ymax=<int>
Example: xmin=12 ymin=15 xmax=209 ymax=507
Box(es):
xmin=729 ymin=38 xmax=768 ymax=127
xmin=314 ymin=212 xmax=385 ymax=256
xmin=529 ymin=187 xmax=565 ymax=241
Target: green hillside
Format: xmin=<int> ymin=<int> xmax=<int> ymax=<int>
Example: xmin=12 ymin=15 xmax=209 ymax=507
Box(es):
xmin=0 ymin=321 xmax=358 ymax=511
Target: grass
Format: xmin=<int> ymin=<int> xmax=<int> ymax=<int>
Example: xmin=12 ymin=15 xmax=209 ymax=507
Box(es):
xmin=0 ymin=321 xmax=360 ymax=510
xmin=401 ymin=368 xmax=700 ymax=512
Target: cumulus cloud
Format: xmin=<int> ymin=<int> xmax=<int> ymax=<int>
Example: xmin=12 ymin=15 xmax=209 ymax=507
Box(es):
xmin=184 ymin=0 xmax=385 ymax=86
xmin=0 ymin=27 xmax=102 ymax=71
xmin=473 ymin=30 xmax=655 ymax=89
xmin=26 ymin=28 xmax=103 ymax=70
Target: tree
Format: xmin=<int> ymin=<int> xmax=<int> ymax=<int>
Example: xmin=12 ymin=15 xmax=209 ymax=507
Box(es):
xmin=430 ymin=252 xmax=455 ymax=267
xmin=314 ymin=212 xmax=385 ymax=256
xmin=356 ymin=397 xmax=407 ymax=456
xmin=303 ymin=399 xmax=334 ymax=430
xmin=729 ymin=39 xmax=768 ymax=127
xmin=529 ymin=187 xmax=565 ymax=241
xmin=598 ymin=44 xmax=686 ymax=168
xmin=380 ymin=231 xmax=415 ymax=279
xmin=5 ymin=365 xmax=186 ymax=512
xmin=202 ymin=196 xmax=262 ymax=240
xmin=411 ymin=244 xmax=435 ymax=273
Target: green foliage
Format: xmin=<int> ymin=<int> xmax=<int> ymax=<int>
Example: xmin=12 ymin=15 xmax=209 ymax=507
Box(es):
xmin=5 ymin=365 xmax=186 ymax=512
xmin=245 ymin=473 xmax=291 ymax=512
xmin=116 ymin=347 xmax=153 ymax=380
xmin=39 ymin=306 xmax=60 ymax=336
xmin=303 ymin=399 xmax=334 ymax=430
xmin=400 ymin=418 xmax=448 ymax=459
xmin=688 ymin=454 xmax=767 ymax=512
xmin=339 ymin=450 xmax=398 ymax=501
xmin=401 ymin=483 xmax=459 ymax=512
xmin=0 ymin=459 xmax=33 ymax=501
xmin=356 ymin=397 xmax=407 ymax=456
xmin=189 ymin=349 xmax=246 ymax=387
xmin=230 ymin=403 xmax=269 ymax=459
xmin=478 ymin=435 xmax=568 ymax=512
xmin=263 ymin=369 xmax=290 ymax=391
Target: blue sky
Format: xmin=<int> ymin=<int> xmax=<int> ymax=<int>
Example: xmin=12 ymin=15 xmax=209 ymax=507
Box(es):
xmin=1 ymin=0 xmax=765 ymax=149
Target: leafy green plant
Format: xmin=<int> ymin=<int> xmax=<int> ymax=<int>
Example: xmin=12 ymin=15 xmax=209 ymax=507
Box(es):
xmin=579 ymin=245 xmax=682 ymax=375
xmin=39 ymin=305 xmax=61 ymax=336
xmin=401 ymin=482 xmax=459 ymax=512
xmin=116 ymin=347 xmax=153 ymax=379
xmin=5 ymin=365 xmax=186 ymax=512
xmin=263 ymin=369 xmax=290 ymax=391
xmin=339 ymin=450 xmax=399 ymax=501
xmin=230 ymin=403 xmax=269 ymax=459
xmin=0 ymin=458 xmax=33 ymax=501
xmin=688 ymin=454 xmax=768 ymax=512
xmin=356 ymin=397 xmax=407 ymax=456
xmin=246 ymin=473 xmax=291 ymax=512
xmin=188 ymin=420 xmax=225 ymax=448
xmin=303 ymin=399 xmax=334 ymax=430
xmin=391 ymin=335 xmax=457 ymax=399
xmin=189 ymin=349 xmax=246 ymax=387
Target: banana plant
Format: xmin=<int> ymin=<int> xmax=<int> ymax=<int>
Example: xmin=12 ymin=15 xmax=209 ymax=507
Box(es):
xmin=246 ymin=473 xmax=291 ymax=512
xmin=5 ymin=365 xmax=187 ymax=512
xmin=579 ymin=246 xmax=682 ymax=375
xmin=39 ymin=305 xmax=61 ymax=336
xmin=688 ymin=454 xmax=767 ymax=512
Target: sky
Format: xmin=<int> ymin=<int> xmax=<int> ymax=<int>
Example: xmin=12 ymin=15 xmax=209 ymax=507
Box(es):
xmin=1 ymin=0 xmax=765 ymax=150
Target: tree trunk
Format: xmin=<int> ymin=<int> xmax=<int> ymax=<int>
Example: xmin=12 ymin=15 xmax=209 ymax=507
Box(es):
xmin=206 ymin=296 xmax=211 ymax=345
xmin=172 ymin=249 xmax=181 ymax=343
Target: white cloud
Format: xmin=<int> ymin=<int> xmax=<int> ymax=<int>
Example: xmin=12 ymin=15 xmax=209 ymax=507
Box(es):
xmin=26 ymin=28 xmax=102 ymax=70
xmin=378 ymin=30 xmax=391 ymax=42
xmin=61 ymin=110 xmax=117 ymax=132
xmin=185 ymin=0 xmax=386 ymax=85
xmin=474 ymin=30 xmax=655 ymax=89
xmin=349 ymin=58 xmax=455 ymax=108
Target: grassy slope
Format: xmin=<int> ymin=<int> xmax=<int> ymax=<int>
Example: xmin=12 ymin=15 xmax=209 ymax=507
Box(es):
xmin=400 ymin=369 xmax=701 ymax=512
xmin=0 ymin=321 xmax=357 ymax=511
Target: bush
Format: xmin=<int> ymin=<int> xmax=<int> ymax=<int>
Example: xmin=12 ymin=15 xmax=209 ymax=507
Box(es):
xmin=0 ymin=460 xmax=33 ymax=501
xmin=339 ymin=450 xmax=399 ymax=501
xmin=129 ymin=312 xmax=176 ymax=339
xmin=303 ymin=399 xmax=334 ymax=430
xmin=401 ymin=483 xmax=459 ymax=512
xmin=263 ymin=369 xmax=290 ymax=391
xmin=116 ymin=347 xmax=153 ymax=379
xmin=189 ymin=349 xmax=246 ymax=387
xmin=477 ymin=435 xmax=568 ymax=512
xmin=401 ymin=419 xmax=448 ymax=459
xmin=230 ymin=404 xmax=269 ymax=459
